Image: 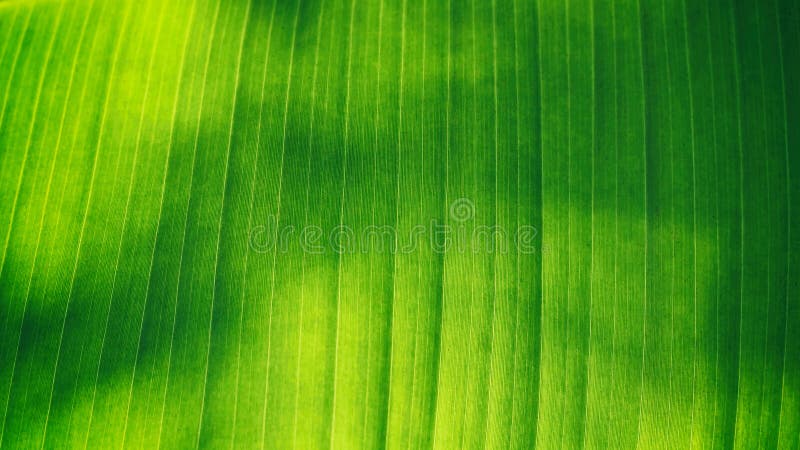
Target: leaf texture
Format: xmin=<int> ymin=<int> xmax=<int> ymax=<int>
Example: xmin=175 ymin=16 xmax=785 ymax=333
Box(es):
xmin=0 ymin=0 xmax=798 ymax=448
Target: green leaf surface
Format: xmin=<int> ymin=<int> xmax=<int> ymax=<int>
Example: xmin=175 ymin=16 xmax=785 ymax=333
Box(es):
xmin=0 ymin=0 xmax=797 ymax=448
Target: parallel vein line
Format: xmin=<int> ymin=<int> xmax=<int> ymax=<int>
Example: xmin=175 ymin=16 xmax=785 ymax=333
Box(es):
xmin=0 ymin=8 xmax=34 ymax=279
xmin=227 ymin=0 xmax=277 ymax=445
xmin=430 ymin=0 xmax=450 ymax=444
xmin=261 ymin=1 xmax=302 ymax=447
xmin=37 ymin=0 xmax=104 ymax=444
xmin=118 ymin=0 xmax=197 ymax=444
xmin=773 ymin=0 xmax=793 ymax=440
xmin=360 ymin=0 xmax=382 ymax=443
xmin=728 ymin=0 xmax=747 ymax=444
xmin=155 ymin=0 xmax=222 ymax=445
xmin=84 ymin=1 xmax=167 ymax=442
xmin=582 ymin=0 xmax=596 ymax=446
xmin=383 ymin=0 xmax=408 ymax=444
xmin=290 ymin=0 xmax=325 ymax=447
xmin=195 ymin=1 xmax=251 ymax=445
xmin=0 ymin=3 xmax=66 ymax=445
xmin=329 ymin=0 xmax=358 ymax=445
xmin=681 ymin=0 xmax=699 ymax=444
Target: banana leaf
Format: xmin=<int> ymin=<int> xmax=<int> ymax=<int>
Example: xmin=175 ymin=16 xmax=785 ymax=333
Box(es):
xmin=0 ymin=0 xmax=797 ymax=447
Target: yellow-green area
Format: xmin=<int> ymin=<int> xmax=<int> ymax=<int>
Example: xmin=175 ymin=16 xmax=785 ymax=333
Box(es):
xmin=0 ymin=0 xmax=798 ymax=448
